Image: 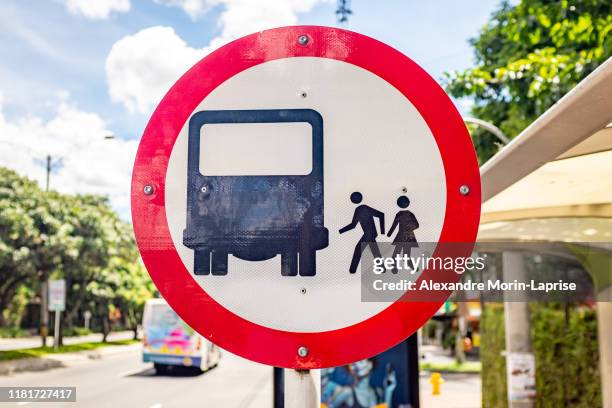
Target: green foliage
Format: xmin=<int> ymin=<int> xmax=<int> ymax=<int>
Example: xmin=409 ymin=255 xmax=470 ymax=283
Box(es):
xmin=0 ymin=166 xmax=154 ymax=335
xmin=444 ymin=0 xmax=612 ymax=162
xmin=61 ymin=326 xmax=92 ymax=337
xmin=531 ymin=304 xmax=601 ymax=408
xmin=0 ymin=168 xmax=62 ymax=325
xmin=442 ymin=330 xmax=456 ymax=351
xmin=420 ymin=361 xmax=481 ymax=373
xmin=481 ymin=303 xmax=508 ymax=408
xmin=481 ymin=303 xmax=601 ymax=407
xmin=2 ymin=285 xmax=33 ymax=328
xmin=0 ymin=327 xmax=29 ymax=338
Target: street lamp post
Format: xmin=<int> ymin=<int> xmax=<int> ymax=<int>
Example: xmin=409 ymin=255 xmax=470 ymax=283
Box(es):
xmin=463 ymin=117 xmax=510 ymax=145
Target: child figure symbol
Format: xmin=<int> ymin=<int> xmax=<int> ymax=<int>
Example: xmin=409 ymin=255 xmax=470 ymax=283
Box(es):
xmin=387 ymin=195 xmax=419 ymax=272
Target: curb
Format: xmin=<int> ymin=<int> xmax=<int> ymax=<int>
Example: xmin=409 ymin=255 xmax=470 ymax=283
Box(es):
xmin=0 ymin=343 xmax=141 ymax=376
xmin=0 ymin=357 xmax=63 ymax=376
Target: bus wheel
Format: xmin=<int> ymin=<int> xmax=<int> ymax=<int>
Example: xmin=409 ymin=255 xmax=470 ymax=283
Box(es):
xmin=298 ymin=250 xmax=316 ymax=276
xmin=281 ymin=252 xmax=297 ymax=276
xmin=194 ymin=250 xmax=211 ymax=275
xmin=154 ymin=363 xmax=168 ymax=375
xmin=211 ymin=251 xmax=228 ymax=275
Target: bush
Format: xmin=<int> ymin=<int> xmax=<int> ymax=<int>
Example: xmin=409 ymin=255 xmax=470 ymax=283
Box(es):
xmin=481 ymin=303 xmax=602 ymax=408
xmin=481 ymin=303 xmax=507 ymax=408
xmin=61 ymin=326 xmax=92 ymax=337
xmin=0 ymin=327 xmax=29 ymax=338
xmin=531 ymin=304 xmax=601 ymax=408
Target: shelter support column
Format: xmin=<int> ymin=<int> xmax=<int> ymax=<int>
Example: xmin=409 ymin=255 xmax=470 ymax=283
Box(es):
xmin=597 ymin=287 xmax=612 ymax=408
xmin=503 ymin=251 xmax=534 ymax=408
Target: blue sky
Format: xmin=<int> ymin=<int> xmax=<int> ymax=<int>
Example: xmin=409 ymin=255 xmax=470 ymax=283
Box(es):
xmin=0 ymin=0 xmax=502 ymax=215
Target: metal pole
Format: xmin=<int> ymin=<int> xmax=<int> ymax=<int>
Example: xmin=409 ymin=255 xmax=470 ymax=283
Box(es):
xmin=53 ymin=310 xmax=60 ymax=351
xmin=463 ymin=117 xmax=510 ymax=145
xmin=45 ymin=154 xmax=51 ymax=192
xmin=283 ymin=369 xmax=320 ymax=408
xmin=39 ymin=155 xmax=52 ymax=347
xmin=40 ymin=279 xmax=48 ymax=347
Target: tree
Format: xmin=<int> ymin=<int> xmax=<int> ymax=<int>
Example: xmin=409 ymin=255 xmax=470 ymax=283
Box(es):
xmin=58 ymin=195 xmax=122 ymax=344
xmin=0 ymin=166 xmax=154 ymax=342
xmin=444 ymin=0 xmax=612 ymax=163
xmin=0 ymin=168 xmax=75 ymax=327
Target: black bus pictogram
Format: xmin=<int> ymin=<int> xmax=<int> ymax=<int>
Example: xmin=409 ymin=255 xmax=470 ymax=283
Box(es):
xmin=183 ymin=109 xmax=329 ymax=277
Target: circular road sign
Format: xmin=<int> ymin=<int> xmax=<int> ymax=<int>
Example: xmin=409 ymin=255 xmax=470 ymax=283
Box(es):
xmin=131 ymin=26 xmax=481 ymax=369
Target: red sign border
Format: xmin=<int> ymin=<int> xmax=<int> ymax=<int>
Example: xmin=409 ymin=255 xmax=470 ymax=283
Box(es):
xmin=131 ymin=25 xmax=481 ymax=369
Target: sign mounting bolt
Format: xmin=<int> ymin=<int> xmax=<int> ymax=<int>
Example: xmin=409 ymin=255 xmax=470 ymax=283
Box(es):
xmin=143 ymin=185 xmax=154 ymax=195
xmin=298 ymin=346 xmax=309 ymax=357
xmin=459 ymin=185 xmax=470 ymax=195
xmin=298 ymin=35 xmax=309 ymax=45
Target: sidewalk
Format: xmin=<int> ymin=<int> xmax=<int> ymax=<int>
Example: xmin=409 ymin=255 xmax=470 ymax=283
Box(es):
xmin=419 ymin=343 xmax=481 ymax=407
xmin=0 ymin=342 xmax=141 ymax=375
xmin=0 ymin=330 xmax=137 ymax=351
xmin=420 ymin=372 xmax=481 ymax=408
xmin=421 ymin=344 xmax=479 ymax=366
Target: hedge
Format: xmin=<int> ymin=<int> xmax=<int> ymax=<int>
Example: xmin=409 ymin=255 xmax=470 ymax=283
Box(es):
xmin=480 ymin=303 xmax=601 ymax=408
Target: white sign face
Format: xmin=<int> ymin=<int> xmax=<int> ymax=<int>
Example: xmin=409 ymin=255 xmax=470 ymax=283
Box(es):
xmin=132 ymin=26 xmax=482 ymax=368
xmin=165 ymin=57 xmax=447 ymax=333
xmin=48 ymin=279 xmax=66 ymax=312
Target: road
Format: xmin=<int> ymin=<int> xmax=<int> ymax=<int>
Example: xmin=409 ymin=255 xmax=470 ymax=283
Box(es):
xmin=0 ymin=347 xmax=272 ymax=408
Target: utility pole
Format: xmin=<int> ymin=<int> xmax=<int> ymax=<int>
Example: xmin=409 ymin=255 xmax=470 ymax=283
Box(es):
xmin=40 ymin=155 xmax=52 ymax=347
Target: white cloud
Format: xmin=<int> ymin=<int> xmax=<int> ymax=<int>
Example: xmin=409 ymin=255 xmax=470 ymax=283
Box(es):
xmin=0 ymin=99 xmax=136 ymax=216
xmin=106 ymin=0 xmax=330 ymax=114
xmin=154 ymin=0 xmax=210 ymax=20
xmin=106 ymin=26 xmax=206 ymax=114
xmin=64 ymin=0 xmax=130 ymax=20
xmin=213 ymin=0 xmax=325 ymax=44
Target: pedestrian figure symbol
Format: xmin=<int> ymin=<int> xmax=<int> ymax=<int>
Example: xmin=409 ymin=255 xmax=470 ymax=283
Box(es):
xmin=339 ymin=192 xmax=385 ymax=273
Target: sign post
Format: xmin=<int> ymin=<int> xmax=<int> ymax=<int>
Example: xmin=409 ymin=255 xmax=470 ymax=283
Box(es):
xmin=131 ymin=26 xmax=481 ymax=407
xmin=83 ymin=310 xmax=92 ymax=329
xmin=48 ymin=279 xmax=65 ymax=351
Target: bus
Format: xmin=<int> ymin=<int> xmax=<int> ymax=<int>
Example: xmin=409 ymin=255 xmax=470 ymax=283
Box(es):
xmin=142 ymin=298 xmax=221 ymax=374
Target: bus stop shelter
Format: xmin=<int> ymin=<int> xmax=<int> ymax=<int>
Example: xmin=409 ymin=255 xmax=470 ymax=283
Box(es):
xmin=477 ymin=57 xmax=612 ymax=407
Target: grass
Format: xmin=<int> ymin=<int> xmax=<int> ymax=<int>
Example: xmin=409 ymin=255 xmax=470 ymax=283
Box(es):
xmin=0 ymin=340 xmax=139 ymax=362
xmin=420 ymin=360 xmax=481 ymax=373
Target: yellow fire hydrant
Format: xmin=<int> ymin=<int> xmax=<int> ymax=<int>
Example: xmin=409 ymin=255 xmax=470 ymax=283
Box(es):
xmin=430 ymin=372 xmax=444 ymax=395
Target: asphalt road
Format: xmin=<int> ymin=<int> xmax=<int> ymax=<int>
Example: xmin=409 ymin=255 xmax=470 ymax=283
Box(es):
xmin=0 ymin=347 xmax=272 ymax=408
